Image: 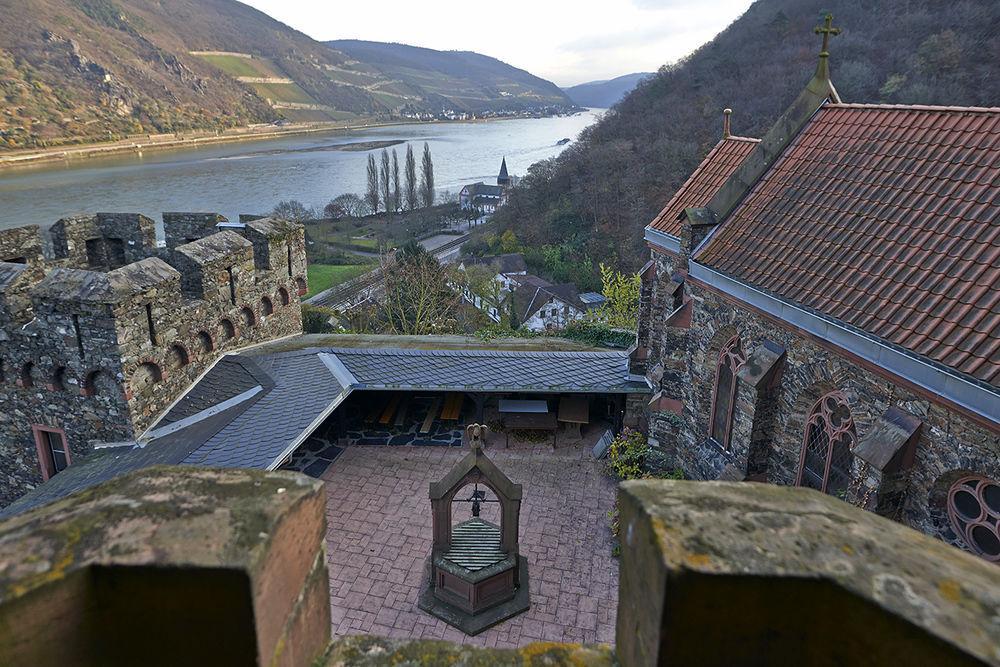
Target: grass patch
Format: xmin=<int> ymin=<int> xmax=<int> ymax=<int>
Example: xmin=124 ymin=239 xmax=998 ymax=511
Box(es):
xmin=197 ymin=54 xmax=281 ymax=78
xmin=252 ymin=82 xmax=316 ymax=104
xmin=305 ymin=263 xmax=374 ymax=298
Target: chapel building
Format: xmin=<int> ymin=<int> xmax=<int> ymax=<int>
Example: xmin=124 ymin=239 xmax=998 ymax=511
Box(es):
xmin=635 ymin=19 xmax=1000 ymax=562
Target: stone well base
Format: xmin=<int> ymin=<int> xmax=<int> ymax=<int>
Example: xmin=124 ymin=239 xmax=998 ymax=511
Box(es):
xmin=418 ymin=556 xmax=531 ymax=636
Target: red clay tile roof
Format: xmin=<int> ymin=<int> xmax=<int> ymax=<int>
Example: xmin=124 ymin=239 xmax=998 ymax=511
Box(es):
xmin=648 ymin=136 xmax=759 ymax=238
xmin=697 ymin=103 xmax=1000 ymax=386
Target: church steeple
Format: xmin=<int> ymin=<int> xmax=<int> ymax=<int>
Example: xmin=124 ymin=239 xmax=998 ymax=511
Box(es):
xmin=497 ymin=157 xmax=510 ymax=187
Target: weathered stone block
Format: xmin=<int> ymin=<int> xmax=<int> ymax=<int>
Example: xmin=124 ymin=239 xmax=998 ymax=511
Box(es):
xmin=0 ymin=466 xmax=330 ymax=666
xmin=616 ymin=479 xmax=999 ymax=666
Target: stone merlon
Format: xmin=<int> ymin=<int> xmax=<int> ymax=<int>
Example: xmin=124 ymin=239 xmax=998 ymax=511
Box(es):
xmin=616 ymin=479 xmax=1000 ymax=666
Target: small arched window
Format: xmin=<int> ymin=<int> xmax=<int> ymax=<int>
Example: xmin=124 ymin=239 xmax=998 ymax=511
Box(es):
xmin=131 ymin=362 xmax=162 ymax=395
xmin=277 ymin=287 xmax=290 ymax=306
xmin=261 ymin=296 xmax=274 ymax=316
xmin=19 ymin=361 xmax=35 ymax=388
xmin=709 ymin=335 xmax=746 ymax=449
xmin=796 ymin=391 xmax=857 ymax=498
xmin=50 ymin=366 xmax=67 ymax=391
xmin=220 ymin=318 xmax=236 ymax=341
xmin=295 ymin=276 xmax=307 ymax=297
xmin=167 ymin=344 xmax=189 ymax=369
xmin=947 ymin=475 xmax=1000 ymax=562
xmin=82 ymin=370 xmax=105 ymax=397
xmin=240 ymin=306 xmax=256 ymax=328
xmin=197 ymin=330 xmax=214 ymax=353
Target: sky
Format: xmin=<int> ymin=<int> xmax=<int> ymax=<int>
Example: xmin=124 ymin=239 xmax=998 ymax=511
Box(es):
xmin=240 ymin=0 xmax=755 ymax=87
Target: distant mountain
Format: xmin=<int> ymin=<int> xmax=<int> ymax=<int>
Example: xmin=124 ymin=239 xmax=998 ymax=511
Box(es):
xmin=562 ymin=73 xmax=653 ymax=108
xmin=0 ymin=0 xmax=573 ymax=151
xmin=325 ymin=40 xmax=573 ymax=114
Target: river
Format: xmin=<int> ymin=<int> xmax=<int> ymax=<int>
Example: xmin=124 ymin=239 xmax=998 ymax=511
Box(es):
xmin=0 ymin=110 xmax=602 ymax=232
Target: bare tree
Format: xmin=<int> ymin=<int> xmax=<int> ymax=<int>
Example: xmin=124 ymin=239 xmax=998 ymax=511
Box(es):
xmin=324 ymin=193 xmax=367 ymax=219
xmin=420 ymin=142 xmax=435 ymax=208
xmin=365 ymin=154 xmax=379 ymax=214
xmin=391 ymin=149 xmax=401 ymax=214
xmin=379 ymin=149 xmax=391 ymax=216
xmin=379 ymin=243 xmax=461 ymax=335
xmin=404 ymin=144 xmax=418 ymax=211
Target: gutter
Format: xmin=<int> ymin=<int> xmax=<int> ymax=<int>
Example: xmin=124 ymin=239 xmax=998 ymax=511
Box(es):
xmin=644 ymin=227 xmax=680 ymax=254
xmin=689 ymin=263 xmax=999 ymax=425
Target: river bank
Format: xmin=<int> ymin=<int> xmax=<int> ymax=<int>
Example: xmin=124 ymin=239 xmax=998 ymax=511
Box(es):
xmin=0 ymin=110 xmax=603 ymax=232
xmin=0 ymin=112 xmax=586 ymax=172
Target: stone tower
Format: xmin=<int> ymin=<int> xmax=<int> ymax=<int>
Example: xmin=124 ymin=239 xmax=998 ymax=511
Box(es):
xmin=0 ymin=212 xmax=308 ymax=506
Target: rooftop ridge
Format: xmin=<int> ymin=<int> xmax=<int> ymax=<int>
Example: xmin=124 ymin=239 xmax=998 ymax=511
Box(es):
xmin=826 ymin=103 xmax=1000 ymax=113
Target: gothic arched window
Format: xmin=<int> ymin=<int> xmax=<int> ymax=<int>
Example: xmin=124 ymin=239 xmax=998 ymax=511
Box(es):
xmin=947 ymin=475 xmax=1000 ymax=562
xmin=709 ymin=335 xmax=746 ymax=449
xmin=796 ymin=391 xmax=857 ymax=497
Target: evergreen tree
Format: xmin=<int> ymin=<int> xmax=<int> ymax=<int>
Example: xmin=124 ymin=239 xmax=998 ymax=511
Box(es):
xmin=420 ymin=142 xmax=435 ymax=208
xmin=379 ymin=149 xmax=391 ymax=216
xmin=365 ymin=154 xmax=379 ymax=214
xmin=404 ymin=144 xmax=418 ymax=211
xmin=391 ymin=148 xmax=401 ymax=214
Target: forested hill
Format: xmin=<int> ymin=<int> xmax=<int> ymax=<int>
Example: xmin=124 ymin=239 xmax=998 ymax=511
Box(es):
xmin=325 ymin=40 xmax=572 ymax=113
xmin=494 ymin=0 xmax=1000 ymax=279
xmin=562 ymin=73 xmax=652 ymax=108
xmin=0 ymin=0 xmax=571 ymax=151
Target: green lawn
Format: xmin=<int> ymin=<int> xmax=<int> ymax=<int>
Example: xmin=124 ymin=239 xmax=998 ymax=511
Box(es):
xmin=305 ymin=263 xmax=374 ymax=298
xmin=197 ymin=54 xmax=281 ymax=78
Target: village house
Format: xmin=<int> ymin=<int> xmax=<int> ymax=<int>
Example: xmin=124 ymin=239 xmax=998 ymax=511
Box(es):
xmin=635 ymin=18 xmax=1000 ymax=563
xmin=508 ymin=274 xmax=605 ymax=332
xmin=457 ymin=252 xmax=605 ymax=330
xmin=459 ymin=158 xmax=513 ymax=213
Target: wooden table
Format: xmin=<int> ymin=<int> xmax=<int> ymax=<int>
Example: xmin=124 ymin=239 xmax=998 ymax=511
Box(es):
xmin=557 ymin=396 xmax=590 ymax=441
xmin=499 ymin=400 xmax=557 ymax=447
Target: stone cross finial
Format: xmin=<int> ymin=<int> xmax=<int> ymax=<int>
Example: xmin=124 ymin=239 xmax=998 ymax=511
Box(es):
xmin=814 ymin=13 xmax=841 ymax=57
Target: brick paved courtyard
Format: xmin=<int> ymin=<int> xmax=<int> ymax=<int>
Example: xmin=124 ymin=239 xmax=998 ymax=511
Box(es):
xmin=322 ymin=440 xmax=619 ymax=647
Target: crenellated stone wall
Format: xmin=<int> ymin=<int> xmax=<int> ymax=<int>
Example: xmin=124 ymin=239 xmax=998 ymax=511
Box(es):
xmin=0 ymin=213 xmax=307 ymax=507
xmin=642 ymin=246 xmax=1000 ymax=561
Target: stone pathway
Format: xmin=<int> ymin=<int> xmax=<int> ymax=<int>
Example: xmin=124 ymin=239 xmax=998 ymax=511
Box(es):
xmin=322 ymin=440 xmax=619 ymax=647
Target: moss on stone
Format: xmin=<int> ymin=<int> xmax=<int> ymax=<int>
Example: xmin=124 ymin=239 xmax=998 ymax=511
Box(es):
xmin=322 ymin=636 xmax=615 ymax=666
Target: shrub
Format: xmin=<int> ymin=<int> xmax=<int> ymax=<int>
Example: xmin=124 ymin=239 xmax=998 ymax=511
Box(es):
xmin=607 ymin=428 xmax=649 ymax=480
xmin=301 ymin=304 xmax=336 ymax=334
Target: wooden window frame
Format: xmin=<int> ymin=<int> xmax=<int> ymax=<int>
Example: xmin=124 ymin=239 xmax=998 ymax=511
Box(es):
xmin=32 ymin=424 xmax=71 ymax=481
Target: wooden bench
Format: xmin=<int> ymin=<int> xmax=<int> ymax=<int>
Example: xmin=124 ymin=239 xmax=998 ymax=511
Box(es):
xmin=420 ymin=398 xmax=441 ymax=434
xmin=440 ymin=393 xmax=463 ymax=420
xmin=379 ymin=394 xmax=401 ymax=424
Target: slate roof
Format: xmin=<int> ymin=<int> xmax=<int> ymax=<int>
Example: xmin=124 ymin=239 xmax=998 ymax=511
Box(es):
xmin=648 ymin=136 xmax=759 ymax=239
xmin=0 ymin=402 xmax=250 ymax=519
xmin=0 ymin=344 xmax=647 ymax=516
xmin=697 ymin=104 xmax=1000 ymax=386
xmin=332 ymin=347 xmax=646 ymax=393
xmin=462 ymin=182 xmax=503 ymax=197
xmin=157 ymin=356 xmax=273 ymax=425
xmin=181 ymin=351 xmax=347 ymax=469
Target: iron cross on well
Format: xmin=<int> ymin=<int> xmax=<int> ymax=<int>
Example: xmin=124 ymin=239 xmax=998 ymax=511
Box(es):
xmin=814 ymin=14 xmax=841 ymax=56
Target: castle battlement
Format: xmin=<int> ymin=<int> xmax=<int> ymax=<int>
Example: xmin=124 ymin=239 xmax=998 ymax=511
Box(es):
xmin=0 ymin=212 xmax=308 ymax=507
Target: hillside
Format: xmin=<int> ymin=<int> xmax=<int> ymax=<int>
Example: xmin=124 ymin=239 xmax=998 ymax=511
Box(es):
xmin=325 ymin=40 xmax=573 ymax=114
xmin=0 ymin=0 xmax=572 ymax=151
xmin=562 ymin=73 xmax=652 ymax=108
xmin=495 ymin=0 xmax=1000 ymax=279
